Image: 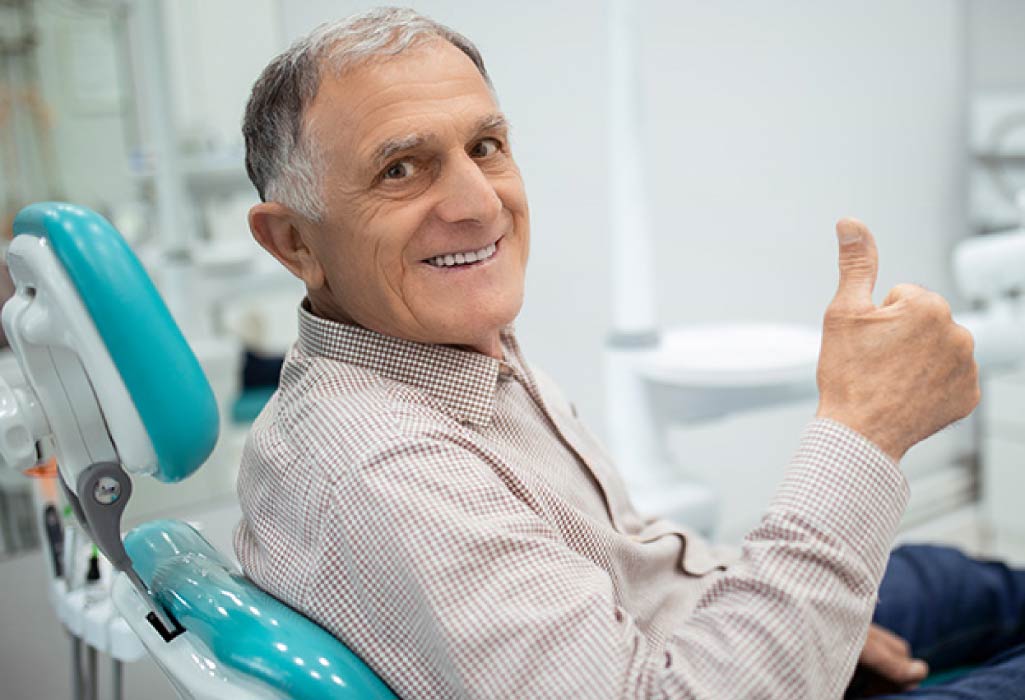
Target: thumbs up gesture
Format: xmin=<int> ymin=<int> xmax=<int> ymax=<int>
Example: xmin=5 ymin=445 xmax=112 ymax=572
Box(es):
xmin=816 ymin=219 xmax=979 ymax=461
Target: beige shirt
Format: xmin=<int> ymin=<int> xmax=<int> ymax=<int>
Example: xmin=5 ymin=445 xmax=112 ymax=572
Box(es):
xmin=235 ymin=305 xmax=909 ymax=699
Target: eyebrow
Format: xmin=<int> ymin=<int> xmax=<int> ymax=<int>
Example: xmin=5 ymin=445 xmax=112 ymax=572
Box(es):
xmin=370 ymin=113 xmax=511 ymax=169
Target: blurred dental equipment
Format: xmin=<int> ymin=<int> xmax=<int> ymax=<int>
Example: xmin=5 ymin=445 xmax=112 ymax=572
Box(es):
xmin=120 ymin=0 xmax=300 ymax=514
xmin=967 ymin=93 xmax=1025 ymax=561
xmin=603 ymin=0 xmax=820 ymax=533
xmin=953 ymin=191 xmax=1025 ymax=369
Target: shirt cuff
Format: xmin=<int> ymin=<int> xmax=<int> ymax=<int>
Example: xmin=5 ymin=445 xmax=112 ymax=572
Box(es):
xmin=771 ymin=418 xmax=910 ymax=579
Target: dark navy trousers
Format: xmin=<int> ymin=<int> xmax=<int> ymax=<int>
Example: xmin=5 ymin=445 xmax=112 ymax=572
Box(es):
xmin=846 ymin=544 xmax=1025 ymax=699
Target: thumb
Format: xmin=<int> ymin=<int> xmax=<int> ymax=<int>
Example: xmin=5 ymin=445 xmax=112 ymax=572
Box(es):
xmin=833 ymin=218 xmax=879 ymax=309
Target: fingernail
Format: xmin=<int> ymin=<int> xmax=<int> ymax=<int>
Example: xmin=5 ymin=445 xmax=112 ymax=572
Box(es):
xmin=909 ymin=660 xmax=929 ymax=678
xmin=839 ymin=228 xmax=862 ymax=245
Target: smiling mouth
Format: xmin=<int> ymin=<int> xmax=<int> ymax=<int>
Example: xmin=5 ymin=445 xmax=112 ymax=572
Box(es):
xmin=423 ymin=238 xmax=501 ymax=269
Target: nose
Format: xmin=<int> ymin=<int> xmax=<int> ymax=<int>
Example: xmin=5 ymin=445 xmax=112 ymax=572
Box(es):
xmin=433 ymin=152 xmax=503 ymax=226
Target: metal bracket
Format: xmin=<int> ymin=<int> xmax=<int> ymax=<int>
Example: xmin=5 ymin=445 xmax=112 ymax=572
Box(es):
xmin=70 ymin=462 xmax=183 ymax=640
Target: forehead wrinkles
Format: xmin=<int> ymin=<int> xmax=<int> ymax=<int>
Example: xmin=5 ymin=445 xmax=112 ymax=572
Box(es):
xmin=359 ymin=77 xmax=490 ymax=134
xmin=307 ymin=53 xmax=496 ymax=165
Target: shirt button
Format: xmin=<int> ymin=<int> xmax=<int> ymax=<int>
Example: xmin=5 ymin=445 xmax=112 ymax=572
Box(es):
xmin=498 ymin=365 xmax=514 ymax=380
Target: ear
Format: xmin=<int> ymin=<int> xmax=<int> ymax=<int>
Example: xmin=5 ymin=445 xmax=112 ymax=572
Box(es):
xmin=248 ymin=202 xmax=326 ymax=290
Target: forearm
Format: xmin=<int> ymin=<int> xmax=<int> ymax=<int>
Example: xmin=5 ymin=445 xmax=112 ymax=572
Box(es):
xmin=633 ymin=419 xmax=909 ymax=698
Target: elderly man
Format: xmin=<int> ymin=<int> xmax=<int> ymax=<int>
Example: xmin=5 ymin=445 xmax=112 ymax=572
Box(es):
xmin=234 ymin=8 xmax=1025 ymax=699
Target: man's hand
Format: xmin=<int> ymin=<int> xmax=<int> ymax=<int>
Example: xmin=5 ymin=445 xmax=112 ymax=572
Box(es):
xmin=816 ymin=219 xmax=980 ymax=461
xmin=851 ymin=624 xmax=929 ymax=695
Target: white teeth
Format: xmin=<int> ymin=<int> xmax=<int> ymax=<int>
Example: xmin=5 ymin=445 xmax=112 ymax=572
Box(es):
xmin=476 ymin=243 xmax=496 ymax=260
xmin=427 ymin=241 xmax=499 ymax=268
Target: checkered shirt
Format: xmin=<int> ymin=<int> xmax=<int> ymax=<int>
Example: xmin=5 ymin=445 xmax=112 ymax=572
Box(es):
xmin=234 ymin=304 xmax=909 ymax=699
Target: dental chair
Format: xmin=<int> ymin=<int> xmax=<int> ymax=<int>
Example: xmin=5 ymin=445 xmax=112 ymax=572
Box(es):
xmin=0 ymin=202 xmax=395 ymax=699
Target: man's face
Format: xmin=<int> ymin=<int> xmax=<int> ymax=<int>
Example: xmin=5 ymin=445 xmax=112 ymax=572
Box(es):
xmin=300 ymin=40 xmax=529 ymax=355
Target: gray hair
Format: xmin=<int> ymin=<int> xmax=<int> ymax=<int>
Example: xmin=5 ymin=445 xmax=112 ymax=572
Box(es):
xmin=243 ymin=7 xmax=493 ymax=221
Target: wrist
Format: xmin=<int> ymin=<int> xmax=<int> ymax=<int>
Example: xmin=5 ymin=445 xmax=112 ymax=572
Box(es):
xmin=814 ymin=406 xmax=906 ymax=462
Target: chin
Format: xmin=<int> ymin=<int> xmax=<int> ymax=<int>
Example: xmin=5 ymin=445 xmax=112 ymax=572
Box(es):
xmin=486 ymin=291 xmax=524 ymax=329
xmin=438 ymin=297 xmax=522 ymax=346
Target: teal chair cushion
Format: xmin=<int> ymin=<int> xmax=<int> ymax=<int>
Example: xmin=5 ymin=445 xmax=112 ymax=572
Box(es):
xmin=232 ymin=387 xmax=277 ymax=424
xmin=125 ymin=519 xmax=396 ymax=700
xmin=12 ymin=202 xmax=218 ymax=482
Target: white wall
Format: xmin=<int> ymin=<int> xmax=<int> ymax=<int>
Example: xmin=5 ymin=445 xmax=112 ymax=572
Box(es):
xmin=642 ymin=1 xmax=967 ymax=328
xmin=163 ymin=0 xmax=283 ymax=150
xmin=968 ymin=0 xmax=1025 ymax=93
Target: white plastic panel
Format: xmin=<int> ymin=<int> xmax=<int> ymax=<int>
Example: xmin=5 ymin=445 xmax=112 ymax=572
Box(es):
xmin=3 ymin=235 xmax=157 ymax=492
xmin=639 ymin=323 xmax=821 ymax=389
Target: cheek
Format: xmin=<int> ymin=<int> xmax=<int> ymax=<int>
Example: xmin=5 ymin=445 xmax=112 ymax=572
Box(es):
xmin=501 ymin=186 xmax=530 ymax=260
xmin=496 ymin=175 xmax=529 ymax=224
xmin=323 ymin=198 xmax=411 ymax=267
xmin=360 ymin=208 xmax=431 ymax=289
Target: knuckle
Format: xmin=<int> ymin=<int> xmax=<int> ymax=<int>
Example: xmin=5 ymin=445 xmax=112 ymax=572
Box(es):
xmin=952 ymin=324 xmax=975 ymax=357
xmin=921 ymin=292 xmax=951 ymax=320
xmin=823 ymin=302 xmax=851 ymax=326
xmin=891 ymin=282 xmax=925 ymax=300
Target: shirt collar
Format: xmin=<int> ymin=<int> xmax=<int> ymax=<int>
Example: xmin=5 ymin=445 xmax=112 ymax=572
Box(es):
xmin=296 ymin=302 xmax=518 ymax=427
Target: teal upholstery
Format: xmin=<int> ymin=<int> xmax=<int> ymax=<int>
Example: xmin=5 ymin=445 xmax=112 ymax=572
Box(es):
xmin=12 ymin=202 xmax=218 ymax=482
xmin=125 ymin=520 xmax=396 ymax=700
xmin=232 ymin=386 xmax=276 ymax=424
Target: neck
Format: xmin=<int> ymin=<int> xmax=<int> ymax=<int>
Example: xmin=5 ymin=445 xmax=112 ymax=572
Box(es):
xmin=451 ymin=333 xmax=504 ymax=361
xmin=307 ymin=295 xmax=505 ymax=361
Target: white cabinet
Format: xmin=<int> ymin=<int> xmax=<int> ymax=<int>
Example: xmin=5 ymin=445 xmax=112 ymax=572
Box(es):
xmin=981 ymin=367 xmax=1025 ymax=565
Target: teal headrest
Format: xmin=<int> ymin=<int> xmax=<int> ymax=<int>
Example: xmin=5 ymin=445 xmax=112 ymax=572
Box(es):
xmin=125 ymin=520 xmax=396 ymax=700
xmin=11 ymin=202 xmax=218 ymax=482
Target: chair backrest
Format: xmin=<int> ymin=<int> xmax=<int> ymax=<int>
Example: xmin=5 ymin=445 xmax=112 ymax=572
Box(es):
xmin=9 ymin=202 xmax=395 ymax=699
xmin=11 ymin=201 xmax=216 ymax=482
xmin=126 ymin=519 xmax=395 ymax=699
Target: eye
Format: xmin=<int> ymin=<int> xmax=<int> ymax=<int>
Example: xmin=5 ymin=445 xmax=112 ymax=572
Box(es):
xmin=470 ymin=138 xmax=501 ymax=159
xmin=382 ymin=160 xmax=416 ymax=180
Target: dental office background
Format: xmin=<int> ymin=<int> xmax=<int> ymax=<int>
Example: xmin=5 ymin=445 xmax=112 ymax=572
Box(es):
xmin=2 ymin=1 xmax=1025 ymax=698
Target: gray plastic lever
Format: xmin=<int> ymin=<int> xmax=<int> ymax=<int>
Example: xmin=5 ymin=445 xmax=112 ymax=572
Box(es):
xmin=74 ymin=461 xmax=182 ymax=638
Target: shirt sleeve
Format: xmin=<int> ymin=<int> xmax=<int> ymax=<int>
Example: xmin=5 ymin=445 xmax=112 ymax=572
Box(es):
xmin=305 ymin=418 xmax=908 ymax=699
